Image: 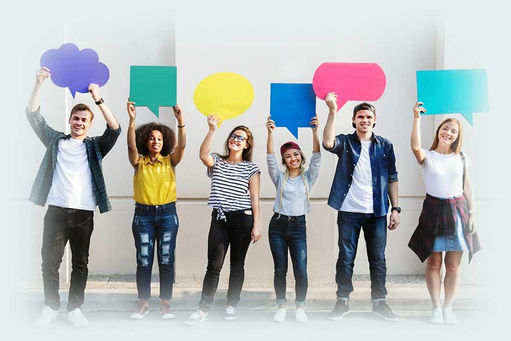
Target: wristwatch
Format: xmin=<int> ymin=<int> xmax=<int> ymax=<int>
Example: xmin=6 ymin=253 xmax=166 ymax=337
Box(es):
xmin=391 ymin=206 xmax=401 ymax=213
xmin=95 ymin=98 xmax=104 ymax=105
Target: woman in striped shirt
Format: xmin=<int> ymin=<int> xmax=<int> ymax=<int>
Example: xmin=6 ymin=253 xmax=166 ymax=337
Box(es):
xmin=186 ymin=114 xmax=261 ymax=325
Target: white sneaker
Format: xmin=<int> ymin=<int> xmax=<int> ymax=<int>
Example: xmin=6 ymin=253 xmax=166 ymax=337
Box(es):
xmin=295 ymin=307 xmax=308 ymax=323
xmin=67 ymin=308 xmax=89 ymax=328
xmin=430 ymin=307 xmax=444 ymax=324
xmin=185 ymin=310 xmax=208 ymax=325
xmin=273 ymin=308 xmax=287 ymax=322
xmin=443 ymin=308 xmax=457 ymax=324
xmin=225 ymin=305 xmax=238 ymax=320
xmin=130 ymin=301 xmax=150 ymax=320
xmin=35 ymin=306 xmax=59 ymax=327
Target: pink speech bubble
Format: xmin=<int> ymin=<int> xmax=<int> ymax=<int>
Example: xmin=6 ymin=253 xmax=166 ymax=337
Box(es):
xmin=312 ymin=63 xmax=386 ymax=110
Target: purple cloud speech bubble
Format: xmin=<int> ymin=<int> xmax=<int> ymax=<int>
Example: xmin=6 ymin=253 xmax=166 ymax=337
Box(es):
xmin=40 ymin=43 xmax=109 ymax=98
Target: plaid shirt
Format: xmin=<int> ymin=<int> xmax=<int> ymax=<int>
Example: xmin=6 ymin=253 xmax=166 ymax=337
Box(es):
xmin=408 ymin=194 xmax=481 ymax=263
xmin=26 ymin=107 xmax=121 ymax=213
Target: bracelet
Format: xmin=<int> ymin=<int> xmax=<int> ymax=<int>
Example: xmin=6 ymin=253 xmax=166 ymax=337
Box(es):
xmin=177 ymin=124 xmax=185 ymax=128
xmin=95 ymin=98 xmax=104 ymax=105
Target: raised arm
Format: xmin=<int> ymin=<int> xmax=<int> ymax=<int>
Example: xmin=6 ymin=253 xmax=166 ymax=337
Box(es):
xmin=88 ymin=84 xmax=120 ymax=130
xmin=26 ymin=67 xmax=59 ymax=146
xmin=411 ymin=102 xmax=426 ymax=164
xmin=311 ymin=115 xmax=320 ymax=152
xmin=249 ymin=172 xmax=261 ymax=243
xmin=170 ymin=104 xmax=186 ymax=167
xmin=322 ymin=92 xmax=338 ymax=149
xmin=199 ymin=114 xmax=218 ymax=168
xmin=126 ymin=100 xmax=139 ymax=168
xmin=266 ymin=116 xmax=275 ymax=154
xmin=28 ymin=67 xmax=50 ymax=112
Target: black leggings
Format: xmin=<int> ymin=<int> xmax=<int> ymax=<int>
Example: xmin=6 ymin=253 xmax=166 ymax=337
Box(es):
xmin=199 ymin=209 xmax=253 ymax=311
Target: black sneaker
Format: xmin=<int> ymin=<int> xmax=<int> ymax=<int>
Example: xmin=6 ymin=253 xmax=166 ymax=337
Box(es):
xmin=372 ymin=301 xmax=399 ymax=322
xmin=328 ymin=300 xmax=350 ymax=320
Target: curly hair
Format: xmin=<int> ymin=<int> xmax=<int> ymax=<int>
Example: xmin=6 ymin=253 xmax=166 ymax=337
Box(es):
xmin=135 ymin=122 xmax=176 ymax=156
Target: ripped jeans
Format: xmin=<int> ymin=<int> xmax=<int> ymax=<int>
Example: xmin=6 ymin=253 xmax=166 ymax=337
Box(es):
xmin=132 ymin=202 xmax=179 ymax=300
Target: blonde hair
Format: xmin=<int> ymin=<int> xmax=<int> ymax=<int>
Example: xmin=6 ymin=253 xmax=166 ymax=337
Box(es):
xmin=429 ymin=118 xmax=463 ymax=154
xmin=278 ymin=152 xmax=310 ymax=212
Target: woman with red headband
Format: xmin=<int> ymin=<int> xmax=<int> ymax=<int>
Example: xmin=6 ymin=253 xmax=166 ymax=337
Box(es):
xmin=265 ymin=115 xmax=321 ymax=323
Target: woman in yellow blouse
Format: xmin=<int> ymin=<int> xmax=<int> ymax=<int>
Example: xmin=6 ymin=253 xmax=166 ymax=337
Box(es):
xmin=126 ymin=100 xmax=186 ymax=320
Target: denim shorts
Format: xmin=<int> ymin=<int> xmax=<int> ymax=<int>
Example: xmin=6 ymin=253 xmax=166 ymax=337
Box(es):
xmin=433 ymin=212 xmax=469 ymax=252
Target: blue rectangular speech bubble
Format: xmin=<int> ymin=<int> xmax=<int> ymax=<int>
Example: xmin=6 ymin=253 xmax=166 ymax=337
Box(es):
xmin=416 ymin=69 xmax=489 ymax=125
xmin=270 ymin=83 xmax=316 ymax=138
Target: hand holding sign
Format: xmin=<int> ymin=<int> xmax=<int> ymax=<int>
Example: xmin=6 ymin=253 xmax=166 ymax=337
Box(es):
xmin=40 ymin=43 xmax=109 ymax=98
xmin=416 ymin=69 xmax=489 ymax=125
xmin=194 ymin=72 xmax=254 ymax=127
xmin=313 ymin=63 xmax=386 ymax=110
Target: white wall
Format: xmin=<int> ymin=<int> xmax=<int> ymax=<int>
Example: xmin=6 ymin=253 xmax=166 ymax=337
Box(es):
xmin=9 ymin=1 xmax=501 ymax=287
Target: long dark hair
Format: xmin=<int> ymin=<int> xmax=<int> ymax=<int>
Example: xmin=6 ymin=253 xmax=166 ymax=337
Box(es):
xmin=220 ymin=125 xmax=254 ymax=161
xmin=135 ymin=122 xmax=176 ymax=156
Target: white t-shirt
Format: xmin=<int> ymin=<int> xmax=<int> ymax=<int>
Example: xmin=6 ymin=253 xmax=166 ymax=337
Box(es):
xmin=421 ymin=149 xmax=466 ymax=199
xmin=341 ymin=140 xmax=373 ymax=213
xmin=46 ymin=138 xmax=97 ymax=211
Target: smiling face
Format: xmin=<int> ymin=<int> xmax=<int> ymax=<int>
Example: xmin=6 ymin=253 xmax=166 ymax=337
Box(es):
xmin=228 ymin=129 xmax=248 ymax=152
xmin=146 ymin=129 xmax=164 ymax=155
xmin=283 ymin=148 xmax=302 ymax=170
xmin=352 ymin=109 xmax=376 ymax=134
xmin=68 ymin=110 xmax=93 ymax=138
xmin=437 ymin=121 xmax=460 ymax=148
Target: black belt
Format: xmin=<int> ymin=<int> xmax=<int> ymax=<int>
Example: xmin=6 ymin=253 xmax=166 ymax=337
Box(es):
xmin=273 ymin=212 xmax=305 ymax=221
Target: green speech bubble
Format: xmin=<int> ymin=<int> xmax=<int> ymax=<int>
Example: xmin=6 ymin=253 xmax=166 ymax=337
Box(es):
xmin=129 ymin=66 xmax=177 ymax=117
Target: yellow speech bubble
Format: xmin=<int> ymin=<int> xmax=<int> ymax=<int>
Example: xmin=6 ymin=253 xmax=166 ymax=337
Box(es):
xmin=193 ymin=72 xmax=254 ymax=124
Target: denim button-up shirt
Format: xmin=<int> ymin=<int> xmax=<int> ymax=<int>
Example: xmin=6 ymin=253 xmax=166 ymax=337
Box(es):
xmin=26 ymin=107 xmax=121 ymax=213
xmin=323 ymin=132 xmax=398 ymax=217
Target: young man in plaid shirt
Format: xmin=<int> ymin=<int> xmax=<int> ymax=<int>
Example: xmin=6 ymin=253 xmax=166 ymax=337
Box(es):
xmin=27 ymin=67 xmax=121 ymax=328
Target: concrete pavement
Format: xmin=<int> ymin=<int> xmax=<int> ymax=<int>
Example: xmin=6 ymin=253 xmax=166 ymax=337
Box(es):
xmin=13 ymin=275 xmax=492 ymax=341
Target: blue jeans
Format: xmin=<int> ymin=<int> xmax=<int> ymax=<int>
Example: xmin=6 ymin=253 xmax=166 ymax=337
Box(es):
xmin=336 ymin=211 xmax=387 ymax=299
xmin=132 ymin=202 xmax=179 ymax=300
xmin=269 ymin=213 xmax=308 ymax=306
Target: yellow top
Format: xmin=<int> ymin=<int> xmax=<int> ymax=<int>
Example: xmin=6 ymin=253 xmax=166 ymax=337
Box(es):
xmin=133 ymin=154 xmax=176 ymax=205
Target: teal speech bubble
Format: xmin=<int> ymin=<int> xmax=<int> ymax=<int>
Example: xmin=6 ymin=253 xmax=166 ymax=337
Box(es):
xmin=416 ymin=69 xmax=489 ymax=125
xmin=129 ymin=66 xmax=177 ymax=117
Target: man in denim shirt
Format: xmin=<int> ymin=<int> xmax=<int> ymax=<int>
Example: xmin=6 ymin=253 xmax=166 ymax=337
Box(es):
xmin=322 ymin=92 xmax=400 ymax=322
xmin=27 ymin=68 xmax=121 ymax=328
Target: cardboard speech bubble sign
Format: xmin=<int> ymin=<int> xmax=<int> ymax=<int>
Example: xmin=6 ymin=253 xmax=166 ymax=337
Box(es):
xmin=270 ymin=83 xmax=316 ymax=138
xmin=193 ymin=72 xmax=254 ymax=125
xmin=312 ymin=62 xmax=386 ymax=110
xmin=416 ymin=69 xmax=489 ymax=125
xmin=40 ymin=43 xmax=109 ymax=98
xmin=129 ymin=66 xmax=177 ymax=117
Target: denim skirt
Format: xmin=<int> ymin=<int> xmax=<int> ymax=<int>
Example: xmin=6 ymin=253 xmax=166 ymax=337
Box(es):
xmin=432 ymin=212 xmax=469 ymax=252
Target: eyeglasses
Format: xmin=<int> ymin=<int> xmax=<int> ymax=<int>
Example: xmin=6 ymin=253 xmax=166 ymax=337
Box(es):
xmin=229 ymin=133 xmax=246 ymax=142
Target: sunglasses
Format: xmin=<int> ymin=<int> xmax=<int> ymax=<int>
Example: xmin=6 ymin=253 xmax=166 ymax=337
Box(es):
xmin=229 ymin=133 xmax=246 ymax=142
